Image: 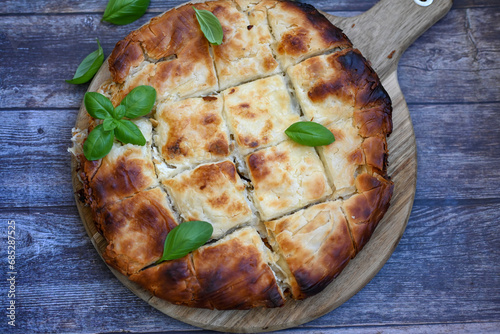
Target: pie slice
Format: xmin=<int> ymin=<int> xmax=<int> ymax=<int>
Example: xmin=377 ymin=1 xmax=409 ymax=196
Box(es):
xmin=343 ymin=173 xmax=394 ymax=253
xmin=162 ymin=160 xmax=254 ymax=239
xmin=153 ymin=95 xmax=231 ymax=169
xmin=95 ymin=187 xmax=178 ymax=276
xmin=265 ymin=201 xmax=355 ymax=299
xmin=107 ymin=4 xmax=219 ymax=104
xmin=267 ymin=1 xmax=352 ymax=69
xmin=192 ymin=226 xmax=285 ymax=309
xmin=199 ymin=0 xmax=280 ymax=90
xmin=80 ymin=119 xmax=158 ymax=210
xmin=130 ymin=226 xmax=285 ymax=309
xmin=246 ymin=140 xmax=332 ymax=220
xmin=287 ymin=49 xmax=391 ymax=125
xmin=222 ymin=75 xmax=300 ymax=155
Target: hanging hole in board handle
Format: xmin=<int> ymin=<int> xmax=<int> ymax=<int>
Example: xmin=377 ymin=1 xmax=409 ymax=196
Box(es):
xmin=414 ymin=0 xmax=434 ymax=6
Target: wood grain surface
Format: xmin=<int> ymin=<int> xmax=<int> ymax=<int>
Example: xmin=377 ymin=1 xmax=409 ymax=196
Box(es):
xmin=1 ymin=0 xmax=499 ymax=333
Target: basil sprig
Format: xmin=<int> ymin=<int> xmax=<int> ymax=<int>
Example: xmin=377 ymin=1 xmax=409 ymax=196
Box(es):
xmin=83 ymin=85 xmax=156 ymax=161
xmin=102 ymin=0 xmax=150 ymax=25
xmin=285 ymin=121 xmax=336 ymax=147
xmin=193 ymin=7 xmax=223 ymax=45
xmin=66 ymin=39 xmax=104 ymax=85
xmin=156 ymin=221 xmax=213 ymax=263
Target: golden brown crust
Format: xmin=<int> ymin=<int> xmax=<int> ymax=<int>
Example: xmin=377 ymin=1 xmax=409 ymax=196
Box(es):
xmin=130 ymin=255 xmax=213 ymax=308
xmin=246 ymin=140 xmax=332 ymax=220
xmin=192 ymin=227 xmax=285 ymax=309
xmin=162 ymin=161 xmax=253 ymax=239
xmin=288 ymin=48 xmax=392 ymax=130
xmin=95 ymin=187 xmax=178 ymax=276
xmin=316 ymin=119 xmax=364 ymax=197
xmin=154 ymin=95 xmax=230 ymax=167
xmin=342 ymin=173 xmax=394 ymax=253
xmin=268 ymin=1 xmax=352 ymax=68
xmin=130 ymin=227 xmax=284 ymax=309
xmin=362 ymin=136 xmax=388 ymax=173
xmin=222 ymin=75 xmax=300 ymax=155
xmin=85 ymin=145 xmax=158 ymax=210
xmin=107 ymin=4 xmax=218 ymax=102
xmin=199 ymin=0 xmax=280 ymax=90
xmin=265 ymin=201 xmax=355 ymax=299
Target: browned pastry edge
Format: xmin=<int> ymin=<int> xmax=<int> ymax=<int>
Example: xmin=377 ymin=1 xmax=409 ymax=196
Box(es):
xmin=272 ymin=0 xmax=352 ymax=59
xmin=343 ymin=173 xmax=394 ymax=253
xmin=265 ymin=201 xmax=356 ymax=300
xmin=192 ymin=234 xmax=285 ymax=309
xmin=130 ymin=255 xmax=214 ymax=308
xmin=93 ymin=188 xmax=179 ymax=276
xmin=108 ymin=0 xmax=353 ymax=85
xmin=130 ymin=229 xmax=286 ymax=309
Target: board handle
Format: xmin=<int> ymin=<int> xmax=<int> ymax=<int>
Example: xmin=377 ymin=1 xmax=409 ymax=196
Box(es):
xmin=333 ymin=0 xmax=453 ymax=78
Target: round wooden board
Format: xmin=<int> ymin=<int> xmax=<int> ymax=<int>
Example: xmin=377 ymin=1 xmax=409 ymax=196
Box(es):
xmin=71 ymin=0 xmax=452 ymax=331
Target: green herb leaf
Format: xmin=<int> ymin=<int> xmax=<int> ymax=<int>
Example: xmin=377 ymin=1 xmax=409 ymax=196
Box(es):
xmin=102 ymin=0 xmax=150 ymax=25
xmin=114 ymin=119 xmax=146 ymax=145
xmin=83 ymin=124 xmax=115 ymax=161
xmin=285 ymin=121 xmax=336 ymax=146
xmin=103 ymin=118 xmax=118 ymax=131
xmin=84 ymin=92 xmax=114 ymax=120
xmin=193 ymin=7 xmax=223 ymax=45
xmin=120 ymin=85 xmax=156 ymax=118
xmin=66 ymin=39 xmax=104 ymax=84
xmin=113 ymin=105 xmax=126 ymax=120
xmin=157 ymin=221 xmax=213 ymax=263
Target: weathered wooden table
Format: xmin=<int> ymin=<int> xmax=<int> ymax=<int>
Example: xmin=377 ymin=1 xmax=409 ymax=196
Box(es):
xmin=1 ymin=0 xmax=499 ymax=333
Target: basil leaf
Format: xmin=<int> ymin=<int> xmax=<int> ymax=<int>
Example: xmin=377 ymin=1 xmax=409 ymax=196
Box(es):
xmin=285 ymin=121 xmax=336 ymax=146
xmin=102 ymin=0 xmax=150 ymax=25
xmin=114 ymin=119 xmax=146 ymax=145
xmin=120 ymin=85 xmax=156 ymax=118
xmin=66 ymin=39 xmax=104 ymax=84
xmin=157 ymin=221 xmax=213 ymax=263
xmin=83 ymin=124 xmax=114 ymax=161
xmin=193 ymin=7 xmax=223 ymax=45
xmin=103 ymin=118 xmax=118 ymax=131
xmin=113 ymin=105 xmax=126 ymax=120
xmin=84 ymin=92 xmax=114 ymax=120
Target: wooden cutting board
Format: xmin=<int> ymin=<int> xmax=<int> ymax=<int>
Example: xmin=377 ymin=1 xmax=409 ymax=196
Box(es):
xmin=71 ymin=0 xmax=452 ymax=332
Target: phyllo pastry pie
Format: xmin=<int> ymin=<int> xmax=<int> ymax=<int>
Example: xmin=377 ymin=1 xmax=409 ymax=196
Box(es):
xmin=71 ymin=0 xmax=394 ymax=310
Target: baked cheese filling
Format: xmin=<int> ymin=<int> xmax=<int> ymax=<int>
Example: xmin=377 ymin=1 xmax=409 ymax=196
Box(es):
xmin=71 ymin=0 xmax=394 ymax=309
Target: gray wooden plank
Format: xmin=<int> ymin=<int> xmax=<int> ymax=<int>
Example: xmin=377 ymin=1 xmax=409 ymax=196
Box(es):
xmin=2 ymin=102 xmax=499 ymax=208
xmin=0 ymin=201 xmax=498 ymax=333
xmin=0 ymin=7 xmax=499 ymax=109
xmin=412 ymin=103 xmax=500 ymax=201
xmin=0 ymin=0 xmax=496 ymax=15
xmin=398 ymin=7 xmax=500 ymax=105
xmin=0 ymin=110 xmax=78 ymax=208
